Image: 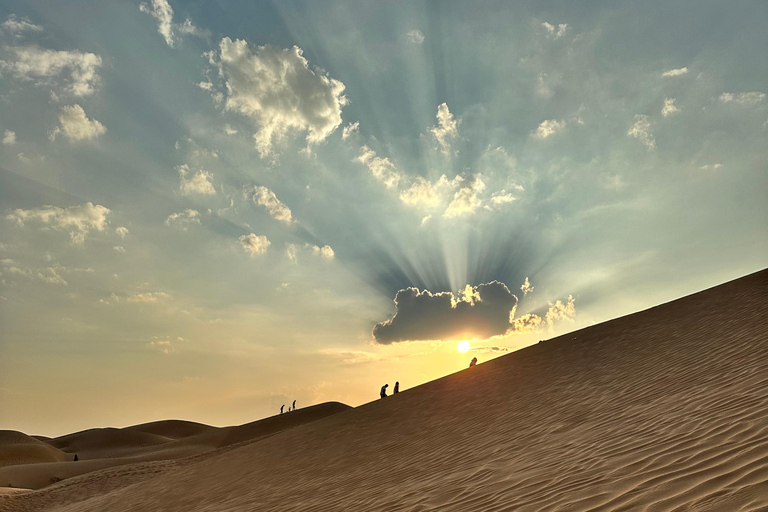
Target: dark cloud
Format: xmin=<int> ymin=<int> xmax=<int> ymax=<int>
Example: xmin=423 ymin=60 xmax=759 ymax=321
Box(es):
xmin=373 ymin=281 xmax=518 ymax=344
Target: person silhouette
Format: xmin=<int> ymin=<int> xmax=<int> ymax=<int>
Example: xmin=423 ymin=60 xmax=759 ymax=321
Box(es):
xmin=380 ymin=384 xmax=388 ymax=398
xmin=280 ymin=404 xmax=284 ymax=414
xmin=73 ymin=454 xmax=78 ymax=461
xmin=469 ymin=357 xmax=478 ymax=368
xmin=393 ymin=381 xmax=399 ymax=394
xmin=292 ymin=399 xmax=296 ymax=411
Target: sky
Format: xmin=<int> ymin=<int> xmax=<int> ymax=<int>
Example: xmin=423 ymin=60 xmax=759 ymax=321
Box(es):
xmin=0 ymin=0 xmax=766 ymax=437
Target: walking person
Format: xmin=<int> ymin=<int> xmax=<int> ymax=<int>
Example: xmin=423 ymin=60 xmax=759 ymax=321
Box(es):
xmin=469 ymin=357 xmax=478 ymax=368
xmin=380 ymin=384 xmax=388 ymax=398
xmin=292 ymin=399 xmax=296 ymax=411
xmin=393 ymin=381 xmax=399 ymax=394
xmin=280 ymin=404 xmax=284 ymax=414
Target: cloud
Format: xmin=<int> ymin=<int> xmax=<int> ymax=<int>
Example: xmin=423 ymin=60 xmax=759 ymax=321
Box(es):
xmin=662 ymin=67 xmax=688 ymax=77
xmin=699 ymin=163 xmax=723 ymax=171
xmin=251 ymin=186 xmax=293 ymax=224
xmin=1 ymin=15 xmax=43 ymax=35
xmin=7 ymin=202 xmax=110 ymax=244
xmin=542 ymin=22 xmax=568 ymax=39
xmin=127 ymin=291 xmax=170 ymax=303
xmin=239 ymin=233 xmax=270 ymax=257
xmin=406 ymin=29 xmax=425 ymax=44
xmin=0 ymin=46 xmax=102 ymax=96
xmin=431 ymin=103 xmax=460 ymax=155
xmin=140 ymin=0 xmax=174 ymax=46
xmin=399 ymin=175 xmax=462 ymax=208
xmin=0 ymin=259 xmax=67 ymax=286
xmin=178 ymin=164 xmax=215 ymax=195
xmin=373 ymin=281 xmax=518 ymax=343
xmin=661 ymin=98 xmax=680 ymax=117
xmin=309 ymin=244 xmax=335 ymax=259
xmin=139 ymin=0 xmax=207 ymax=48
xmin=545 ymin=295 xmax=576 ymax=330
xmin=444 ymin=175 xmax=485 ymax=218
xmin=113 ymin=245 xmax=126 ymax=253
xmin=341 ymin=121 xmax=359 ymax=140
xmin=115 ymin=226 xmax=130 ymax=238
xmin=49 ymin=104 xmax=106 ymax=141
xmin=531 ymin=119 xmax=566 ymax=140
xmin=520 ymin=277 xmax=534 ymax=296
xmin=197 ymin=81 xmax=213 ymax=91
xmin=286 ymin=243 xmax=334 ymax=262
xmin=490 ymin=191 xmax=517 ymax=206
xmin=224 ymin=124 xmax=238 ymax=135
xmin=166 ymin=209 xmax=201 ymax=228
xmin=719 ymin=92 xmax=766 ymax=106
xmin=212 ymin=38 xmax=347 ymax=157
xmin=512 ymin=313 xmax=542 ymax=333
xmin=2 ymin=130 xmax=16 ymax=144
xmin=627 ymin=115 xmax=655 ymax=150
xmin=357 ymin=146 xmax=401 ymax=189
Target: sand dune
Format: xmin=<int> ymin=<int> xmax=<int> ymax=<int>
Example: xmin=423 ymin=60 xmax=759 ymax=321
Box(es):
xmin=0 ymin=432 xmax=70 ymax=468
xmin=2 ymin=269 xmax=767 ymax=512
xmin=0 ymin=402 xmax=350 ymax=493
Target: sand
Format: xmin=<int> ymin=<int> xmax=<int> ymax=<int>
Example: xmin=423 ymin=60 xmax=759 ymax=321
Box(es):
xmin=1 ymin=269 xmax=767 ymax=511
xmin=0 ymin=402 xmax=350 ymax=495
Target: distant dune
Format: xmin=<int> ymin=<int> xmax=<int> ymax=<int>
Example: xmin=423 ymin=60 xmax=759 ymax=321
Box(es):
xmin=0 ymin=402 xmax=350 ymax=494
xmin=1 ymin=270 xmax=767 ymax=511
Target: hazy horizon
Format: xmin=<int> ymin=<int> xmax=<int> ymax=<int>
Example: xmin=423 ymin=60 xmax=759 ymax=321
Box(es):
xmin=1 ymin=0 xmax=766 ymax=437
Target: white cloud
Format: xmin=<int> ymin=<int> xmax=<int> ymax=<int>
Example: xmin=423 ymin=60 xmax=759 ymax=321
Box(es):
xmin=661 ymin=98 xmax=680 ymax=117
xmin=239 ymin=233 xmax=270 ymax=257
xmin=662 ymin=67 xmax=688 ymax=77
xmin=113 ymin=245 xmax=126 ymax=253
xmin=627 ymin=115 xmax=655 ymax=150
xmin=252 ymin=186 xmax=293 ymax=224
xmin=224 ymin=124 xmax=238 ymax=135
xmin=176 ymin=18 xmax=208 ymax=38
xmin=0 ymin=259 xmax=68 ymax=286
xmin=115 ymin=226 xmax=130 ymax=238
xmin=127 ymin=291 xmax=170 ymax=303
xmin=719 ymin=92 xmax=766 ymax=106
xmin=520 ymin=277 xmax=534 ymax=296
xmin=512 ymin=313 xmax=542 ymax=333
xmin=7 ymin=202 xmax=110 ymax=244
xmin=178 ymin=164 xmax=215 ymax=195
xmin=444 ymin=175 xmax=486 ymax=218
xmin=310 ymin=244 xmax=335 ymax=259
xmin=545 ymin=295 xmax=576 ymax=331
xmin=356 ymin=146 xmax=401 ymax=189
xmin=421 ymin=215 xmax=432 ymax=226
xmin=407 ymin=29 xmax=425 ymax=44
xmin=531 ymin=119 xmax=566 ymax=140
xmin=2 ymin=130 xmax=16 ymax=145
xmin=166 ymin=209 xmax=201 ymax=228
xmin=286 ymin=243 xmax=298 ymax=263
xmin=699 ymin=163 xmax=723 ymax=171
xmin=490 ymin=191 xmax=517 ymax=205
xmin=139 ymin=0 xmax=174 ymax=47
xmin=542 ymin=22 xmax=568 ymax=39
xmin=0 ymin=46 xmax=102 ymax=96
xmin=431 ymin=103 xmax=460 ymax=155
xmin=2 ymin=15 xmax=43 ymax=34
xmin=197 ymin=81 xmax=213 ymax=91
xmin=341 ymin=121 xmax=359 ymax=140
xmin=212 ymin=38 xmax=348 ymax=158
xmin=399 ymin=175 xmax=462 ymax=208
xmin=49 ymin=104 xmax=106 ymax=142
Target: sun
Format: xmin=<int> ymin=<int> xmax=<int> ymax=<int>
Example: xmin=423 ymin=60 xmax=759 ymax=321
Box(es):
xmin=457 ymin=340 xmax=471 ymax=353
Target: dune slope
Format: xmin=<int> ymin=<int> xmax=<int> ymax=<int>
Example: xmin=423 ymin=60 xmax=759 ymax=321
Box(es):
xmin=3 ymin=269 xmax=768 ymax=511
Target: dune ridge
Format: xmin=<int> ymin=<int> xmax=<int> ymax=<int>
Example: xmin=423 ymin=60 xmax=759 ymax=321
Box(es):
xmin=2 ymin=269 xmax=767 ymax=511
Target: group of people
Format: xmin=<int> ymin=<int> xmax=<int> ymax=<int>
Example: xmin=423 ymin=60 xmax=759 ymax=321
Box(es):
xmin=379 ymin=381 xmax=400 ymax=398
xmin=379 ymin=358 xmax=478 ymax=398
xmin=280 ymin=399 xmax=297 ymax=414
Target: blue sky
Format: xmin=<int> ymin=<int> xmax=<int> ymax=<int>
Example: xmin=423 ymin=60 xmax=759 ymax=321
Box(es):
xmin=1 ymin=0 xmax=766 ymax=435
